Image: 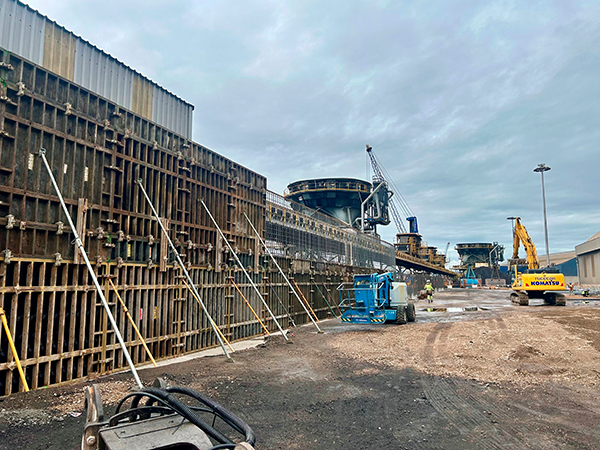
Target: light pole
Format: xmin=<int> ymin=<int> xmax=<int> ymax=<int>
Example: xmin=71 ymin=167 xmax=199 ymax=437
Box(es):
xmin=533 ymin=163 xmax=551 ymax=267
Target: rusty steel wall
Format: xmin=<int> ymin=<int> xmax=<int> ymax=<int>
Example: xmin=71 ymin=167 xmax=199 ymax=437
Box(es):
xmin=0 ymin=48 xmax=266 ymax=395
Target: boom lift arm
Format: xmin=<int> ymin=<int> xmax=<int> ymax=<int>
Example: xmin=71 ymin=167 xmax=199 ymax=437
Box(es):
xmin=512 ymin=217 xmax=540 ymax=270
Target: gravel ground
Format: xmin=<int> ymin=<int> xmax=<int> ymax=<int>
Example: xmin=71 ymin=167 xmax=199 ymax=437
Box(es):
xmin=2 ymin=289 xmax=600 ymax=449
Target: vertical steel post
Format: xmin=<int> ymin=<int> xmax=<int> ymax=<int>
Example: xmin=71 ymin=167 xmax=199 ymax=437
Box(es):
xmin=201 ymin=202 xmax=289 ymax=341
xmin=243 ymin=212 xmax=323 ymax=333
xmin=38 ymin=149 xmax=143 ymax=389
xmin=135 ymin=180 xmax=232 ymax=360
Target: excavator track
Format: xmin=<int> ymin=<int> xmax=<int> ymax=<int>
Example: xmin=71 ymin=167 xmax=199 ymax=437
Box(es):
xmin=511 ymin=291 xmax=566 ymax=306
xmin=543 ymin=292 xmax=567 ymax=306
xmin=510 ymin=291 xmax=529 ymax=306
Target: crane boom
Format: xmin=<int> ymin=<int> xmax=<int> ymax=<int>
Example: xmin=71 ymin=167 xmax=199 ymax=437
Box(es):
xmin=366 ymin=145 xmax=414 ymax=234
xmin=512 ymin=217 xmax=540 ymax=270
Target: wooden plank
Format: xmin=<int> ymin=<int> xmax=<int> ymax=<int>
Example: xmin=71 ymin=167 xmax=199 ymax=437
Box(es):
xmin=74 ymin=198 xmax=88 ymax=264
xmin=159 ymin=218 xmax=168 ymax=272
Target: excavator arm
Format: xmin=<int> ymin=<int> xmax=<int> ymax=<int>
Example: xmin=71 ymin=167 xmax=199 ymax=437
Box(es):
xmin=513 ymin=217 xmax=540 ymax=270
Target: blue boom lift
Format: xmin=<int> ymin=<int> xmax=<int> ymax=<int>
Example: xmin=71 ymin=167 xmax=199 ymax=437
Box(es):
xmin=338 ymin=272 xmax=416 ymax=324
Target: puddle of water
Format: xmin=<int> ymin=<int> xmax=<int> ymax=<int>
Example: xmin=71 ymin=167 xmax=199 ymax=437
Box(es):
xmin=420 ymin=306 xmax=487 ymax=313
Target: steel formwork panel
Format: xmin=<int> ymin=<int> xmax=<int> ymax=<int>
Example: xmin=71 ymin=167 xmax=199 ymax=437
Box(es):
xmin=0 ymin=48 xmax=275 ymax=395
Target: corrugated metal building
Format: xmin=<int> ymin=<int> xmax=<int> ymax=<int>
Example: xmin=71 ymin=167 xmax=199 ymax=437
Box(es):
xmin=576 ymin=231 xmax=600 ymax=286
xmin=0 ymin=0 xmax=194 ymax=138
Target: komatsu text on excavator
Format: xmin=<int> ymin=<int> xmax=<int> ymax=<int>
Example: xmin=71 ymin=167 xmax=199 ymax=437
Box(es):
xmin=509 ymin=217 xmax=566 ymax=306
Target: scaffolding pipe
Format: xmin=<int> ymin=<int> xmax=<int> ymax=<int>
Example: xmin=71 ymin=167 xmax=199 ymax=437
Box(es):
xmin=311 ymin=279 xmax=338 ymax=318
xmin=243 ymin=213 xmax=322 ymax=333
xmin=230 ymin=279 xmax=271 ymax=336
xmin=108 ymin=279 xmax=157 ymax=367
xmin=201 ymin=202 xmax=289 ymax=342
xmin=0 ymin=308 xmax=29 ymax=392
xmin=266 ymin=280 xmax=297 ymax=327
xmin=322 ymin=282 xmax=343 ymax=315
xmin=135 ymin=179 xmax=233 ymax=360
xmin=291 ymin=278 xmax=320 ymax=323
xmin=39 ymin=149 xmax=143 ymax=389
xmin=181 ymin=280 xmax=235 ymax=354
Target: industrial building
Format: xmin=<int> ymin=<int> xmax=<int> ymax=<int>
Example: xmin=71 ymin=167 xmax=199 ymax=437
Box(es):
xmin=576 ymin=231 xmax=600 ymax=286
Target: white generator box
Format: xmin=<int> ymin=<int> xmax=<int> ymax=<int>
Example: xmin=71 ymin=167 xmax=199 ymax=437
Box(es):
xmin=389 ymin=282 xmax=408 ymax=307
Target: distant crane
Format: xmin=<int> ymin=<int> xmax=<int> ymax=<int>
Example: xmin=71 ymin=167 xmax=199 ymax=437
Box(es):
xmin=366 ymin=145 xmax=417 ymax=234
xmin=444 ymin=242 xmax=451 ymax=265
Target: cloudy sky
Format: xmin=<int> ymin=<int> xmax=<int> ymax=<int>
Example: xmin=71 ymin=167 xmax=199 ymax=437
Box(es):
xmin=25 ymin=0 xmax=600 ymax=265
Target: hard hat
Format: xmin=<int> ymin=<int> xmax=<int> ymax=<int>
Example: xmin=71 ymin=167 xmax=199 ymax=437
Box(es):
xmin=426 ymin=280 xmax=431 ymax=283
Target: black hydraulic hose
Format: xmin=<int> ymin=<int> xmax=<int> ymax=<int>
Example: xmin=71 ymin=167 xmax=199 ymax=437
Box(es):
xmin=116 ymin=391 xmax=171 ymax=414
xmin=166 ymin=386 xmax=256 ymax=446
xmin=137 ymin=387 xmax=234 ymax=445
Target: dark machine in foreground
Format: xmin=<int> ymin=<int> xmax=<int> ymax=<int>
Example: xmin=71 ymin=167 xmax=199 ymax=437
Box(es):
xmin=82 ymin=379 xmax=255 ymax=450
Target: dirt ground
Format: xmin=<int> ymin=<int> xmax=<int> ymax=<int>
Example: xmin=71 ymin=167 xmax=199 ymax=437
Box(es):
xmin=2 ymin=289 xmax=600 ymax=450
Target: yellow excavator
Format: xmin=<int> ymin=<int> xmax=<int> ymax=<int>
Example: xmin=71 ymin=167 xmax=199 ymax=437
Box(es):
xmin=509 ymin=217 xmax=566 ymax=306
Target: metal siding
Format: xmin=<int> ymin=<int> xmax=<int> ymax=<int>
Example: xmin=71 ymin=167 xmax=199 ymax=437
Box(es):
xmin=132 ymin=73 xmax=153 ymax=119
xmin=42 ymin=21 xmax=75 ymax=80
xmin=74 ymin=39 xmax=133 ymax=110
xmin=151 ymin=86 xmax=163 ymax=130
xmin=0 ymin=0 xmax=44 ymax=64
xmin=152 ymin=85 xmax=193 ymax=137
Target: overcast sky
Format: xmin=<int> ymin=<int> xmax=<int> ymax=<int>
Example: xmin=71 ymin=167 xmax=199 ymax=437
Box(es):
xmin=25 ymin=0 xmax=600 ymax=265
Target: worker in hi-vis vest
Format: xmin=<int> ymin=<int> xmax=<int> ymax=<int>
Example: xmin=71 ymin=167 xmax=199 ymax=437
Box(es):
xmin=424 ymin=280 xmax=434 ymax=303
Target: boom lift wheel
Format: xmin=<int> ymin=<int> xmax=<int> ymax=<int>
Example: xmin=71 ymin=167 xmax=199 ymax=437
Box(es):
xmin=396 ymin=305 xmax=407 ymax=325
xmin=406 ymin=303 xmax=416 ymax=322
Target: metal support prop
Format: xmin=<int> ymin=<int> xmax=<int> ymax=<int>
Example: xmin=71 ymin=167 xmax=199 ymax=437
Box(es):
xmin=230 ymin=279 xmax=271 ymax=336
xmin=108 ymin=279 xmax=157 ymax=367
xmin=39 ymin=149 xmax=143 ymax=389
xmin=243 ymin=213 xmax=322 ymax=333
xmin=135 ymin=180 xmax=233 ymax=360
xmin=291 ymin=278 xmax=320 ymax=323
xmin=181 ymin=279 xmax=235 ymax=354
xmin=0 ymin=307 xmax=29 ymax=392
xmin=322 ymin=283 xmax=342 ymax=315
xmin=201 ymin=202 xmax=288 ymax=341
xmin=311 ymin=279 xmax=338 ymax=318
xmin=266 ymin=280 xmax=297 ymax=327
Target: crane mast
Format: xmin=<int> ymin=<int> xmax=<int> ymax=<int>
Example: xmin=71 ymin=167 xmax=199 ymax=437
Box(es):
xmin=366 ymin=145 xmax=415 ymax=235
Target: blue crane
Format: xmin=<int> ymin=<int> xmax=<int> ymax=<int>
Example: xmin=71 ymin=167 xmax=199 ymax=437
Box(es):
xmin=366 ymin=145 xmax=418 ymax=234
